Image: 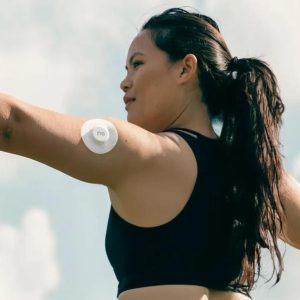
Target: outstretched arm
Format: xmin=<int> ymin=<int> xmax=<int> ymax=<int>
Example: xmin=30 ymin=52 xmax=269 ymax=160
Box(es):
xmin=0 ymin=93 xmax=163 ymax=189
xmin=279 ymin=170 xmax=300 ymax=249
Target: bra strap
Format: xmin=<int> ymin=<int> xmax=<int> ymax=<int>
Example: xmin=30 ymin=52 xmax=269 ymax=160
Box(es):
xmin=162 ymin=128 xmax=198 ymax=139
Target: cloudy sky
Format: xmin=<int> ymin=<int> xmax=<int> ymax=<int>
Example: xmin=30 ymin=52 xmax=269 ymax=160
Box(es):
xmin=0 ymin=0 xmax=299 ymax=299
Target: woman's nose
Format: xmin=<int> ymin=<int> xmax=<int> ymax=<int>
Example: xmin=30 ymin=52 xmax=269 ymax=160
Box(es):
xmin=120 ymin=76 xmax=132 ymax=93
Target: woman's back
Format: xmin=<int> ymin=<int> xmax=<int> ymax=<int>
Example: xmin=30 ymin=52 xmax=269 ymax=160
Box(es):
xmin=118 ymin=285 xmax=250 ymax=300
xmin=106 ymin=128 xmax=249 ymax=300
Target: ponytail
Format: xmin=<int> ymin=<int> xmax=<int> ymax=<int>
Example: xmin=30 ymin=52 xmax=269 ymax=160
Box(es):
xmin=141 ymin=8 xmax=286 ymax=293
xmin=219 ymin=57 xmax=286 ymax=290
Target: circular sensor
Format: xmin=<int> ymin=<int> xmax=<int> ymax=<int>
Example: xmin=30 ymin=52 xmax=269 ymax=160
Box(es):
xmin=81 ymin=119 xmax=118 ymax=154
xmin=92 ymin=125 xmax=109 ymax=142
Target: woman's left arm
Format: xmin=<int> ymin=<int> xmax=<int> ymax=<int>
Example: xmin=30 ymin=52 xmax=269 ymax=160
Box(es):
xmin=279 ymin=170 xmax=300 ymax=249
xmin=0 ymin=93 xmax=165 ymax=189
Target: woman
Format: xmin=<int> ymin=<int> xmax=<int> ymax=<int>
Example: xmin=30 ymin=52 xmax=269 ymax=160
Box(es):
xmin=0 ymin=7 xmax=300 ymax=300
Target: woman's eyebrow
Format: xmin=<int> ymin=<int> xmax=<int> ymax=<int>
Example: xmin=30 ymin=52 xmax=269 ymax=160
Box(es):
xmin=125 ymin=52 xmax=145 ymax=70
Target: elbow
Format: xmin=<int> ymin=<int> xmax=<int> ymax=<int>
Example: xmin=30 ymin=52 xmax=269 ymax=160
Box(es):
xmin=291 ymin=237 xmax=300 ymax=250
xmin=288 ymin=240 xmax=300 ymax=250
xmin=0 ymin=96 xmax=16 ymax=149
xmin=280 ymin=233 xmax=300 ymax=250
xmin=2 ymin=126 xmax=13 ymax=142
xmin=1 ymin=123 xmax=14 ymax=152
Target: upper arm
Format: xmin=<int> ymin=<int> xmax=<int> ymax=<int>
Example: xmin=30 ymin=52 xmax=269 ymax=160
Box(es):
xmin=1 ymin=96 xmax=163 ymax=188
xmin=278 ymin=171 xmax=300 ymax=249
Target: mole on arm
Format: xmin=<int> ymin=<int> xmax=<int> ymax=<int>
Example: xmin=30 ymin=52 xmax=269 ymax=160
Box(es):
xmin=2 ymin=127 xmax=13 ymax=142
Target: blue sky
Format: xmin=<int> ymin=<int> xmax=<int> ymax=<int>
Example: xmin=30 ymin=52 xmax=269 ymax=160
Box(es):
xmin=0 ymin=0 xmax=299 ymax=299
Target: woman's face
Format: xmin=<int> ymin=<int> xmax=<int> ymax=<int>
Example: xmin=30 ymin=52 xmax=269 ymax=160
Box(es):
xmin=120 ymin=30 xmax=186 ymax=132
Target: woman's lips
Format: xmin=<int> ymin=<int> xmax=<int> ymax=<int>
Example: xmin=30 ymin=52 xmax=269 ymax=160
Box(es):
xmin=123 ymin=96 xmax=136 ymax=104
xmin=124 ymin=97 xmax=136 ymax=110
xmin=125 ymin=99 xmax=135 ymax=110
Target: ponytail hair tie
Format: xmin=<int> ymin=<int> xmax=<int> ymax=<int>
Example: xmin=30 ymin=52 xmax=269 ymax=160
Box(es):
xmin=229 ymin=56 xmax=239 ymax=79
xmin=231 ymin=56 xmax=239 ymax=65
xmin=231 ymin=71 xmax=238 ymax=80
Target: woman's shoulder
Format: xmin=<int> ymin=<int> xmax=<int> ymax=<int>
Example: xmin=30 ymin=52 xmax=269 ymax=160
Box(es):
xmin=108 ymin=130 xmax=199 ymax=227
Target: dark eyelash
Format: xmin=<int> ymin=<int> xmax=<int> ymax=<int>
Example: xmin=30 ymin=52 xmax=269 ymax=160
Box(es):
xmin=132 ymin=61 xmax=143 ymax=68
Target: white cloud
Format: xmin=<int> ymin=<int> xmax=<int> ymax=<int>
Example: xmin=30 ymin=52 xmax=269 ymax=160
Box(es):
xmin=0 ymin=43 xmax=77 ymax=112
xmin=0 ymin=208 xmax=60 ymax=300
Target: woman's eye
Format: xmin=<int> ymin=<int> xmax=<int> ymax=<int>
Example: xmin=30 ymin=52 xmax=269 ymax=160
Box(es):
xmin=132 ymin=61 xmax=143 ymax=68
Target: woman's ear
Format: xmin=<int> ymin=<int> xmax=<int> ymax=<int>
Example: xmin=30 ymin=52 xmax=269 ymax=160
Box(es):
xmin=177 ymin=54 xmax=198 ymax=84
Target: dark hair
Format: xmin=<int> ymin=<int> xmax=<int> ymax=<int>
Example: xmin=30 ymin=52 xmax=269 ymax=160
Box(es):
xmin=142 ymin=7 xmax=286 ymax=293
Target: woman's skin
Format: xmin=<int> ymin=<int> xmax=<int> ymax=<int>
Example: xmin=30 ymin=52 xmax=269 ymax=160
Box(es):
xmin=0 ymin=29 xmax=299 ymax=300
xmin=121 ymin=30 xmax=217 ymax=137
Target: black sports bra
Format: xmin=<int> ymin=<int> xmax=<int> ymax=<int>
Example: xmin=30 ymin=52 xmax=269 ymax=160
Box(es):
xmin=105 ymin=128 xmax=251 ymax=299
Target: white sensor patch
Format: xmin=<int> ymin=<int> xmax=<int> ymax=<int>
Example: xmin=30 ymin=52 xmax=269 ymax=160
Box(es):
xmin=81 ymin=119 xmax=118 ymax=154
